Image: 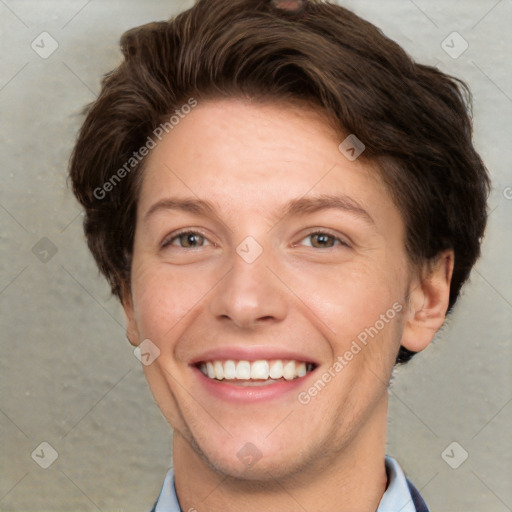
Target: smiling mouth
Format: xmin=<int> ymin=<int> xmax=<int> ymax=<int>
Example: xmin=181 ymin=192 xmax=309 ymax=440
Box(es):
xmin=197 ymin=359 xmax=316 ymax=385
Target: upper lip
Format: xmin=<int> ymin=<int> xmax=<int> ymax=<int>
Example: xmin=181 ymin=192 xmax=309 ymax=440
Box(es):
xmin=190 ymin=345 xmax=319 ymax=365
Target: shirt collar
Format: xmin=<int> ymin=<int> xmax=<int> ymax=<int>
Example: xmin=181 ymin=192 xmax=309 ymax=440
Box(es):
xmin=151 ymin=456 xmax=427 ymax=512
xmin=377 ymin=456 xmax=424 ymax=512
xmin=152 ymin=468 xmax=181 ymax=512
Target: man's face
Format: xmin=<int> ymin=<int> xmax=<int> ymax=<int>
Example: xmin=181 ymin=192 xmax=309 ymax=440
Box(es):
xmin=125 ymin=98 xmax=413 ymax=479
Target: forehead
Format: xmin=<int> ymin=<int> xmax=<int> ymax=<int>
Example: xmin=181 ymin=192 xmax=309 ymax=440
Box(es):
xmin=138 ymin=98 xmax=398 ymax=228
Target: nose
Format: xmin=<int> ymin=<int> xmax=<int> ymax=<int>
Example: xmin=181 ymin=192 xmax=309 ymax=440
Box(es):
xmin=209 ymin=248 xmax=288 ymax=330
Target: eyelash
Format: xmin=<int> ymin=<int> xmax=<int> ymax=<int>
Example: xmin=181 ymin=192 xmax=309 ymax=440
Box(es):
xmin=161 ymin=229 xmax=211 ymax=249
xmin=161 ymin=229 xmax=349 ymax=250
xmin=298 ymin=230 xmax=349 ymax=249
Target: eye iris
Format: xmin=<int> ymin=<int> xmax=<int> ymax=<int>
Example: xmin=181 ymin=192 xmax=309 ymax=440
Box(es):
xmin=311 ymin=233 xmax=334 ymax=248
xmin=180 ymin=233 xmax=203 ymax=248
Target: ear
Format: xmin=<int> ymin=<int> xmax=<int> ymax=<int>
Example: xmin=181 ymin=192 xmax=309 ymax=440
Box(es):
xmin=121 ymin=283 xmax=140 ymax=347
xmin=400 ymin=249 xmax=454 ymax=352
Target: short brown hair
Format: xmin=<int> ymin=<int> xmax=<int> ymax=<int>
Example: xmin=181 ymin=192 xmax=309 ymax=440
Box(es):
xmin=68 ymin=0 xmax=490 ymax=363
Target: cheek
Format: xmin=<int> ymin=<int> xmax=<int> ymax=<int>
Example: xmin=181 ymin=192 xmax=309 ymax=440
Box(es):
xmin=288 ymin=259 xmax=403 ymax=342
xmin=130 ymin=260 xmax=217 ymax=340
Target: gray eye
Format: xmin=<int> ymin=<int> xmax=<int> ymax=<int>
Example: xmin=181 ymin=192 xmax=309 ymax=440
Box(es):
xmin=177 ymin=233 xmax=205 ymax=248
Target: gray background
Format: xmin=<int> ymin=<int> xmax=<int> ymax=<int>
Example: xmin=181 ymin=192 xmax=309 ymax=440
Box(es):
xmin=0 ymin=0 xmax=510 ymax=511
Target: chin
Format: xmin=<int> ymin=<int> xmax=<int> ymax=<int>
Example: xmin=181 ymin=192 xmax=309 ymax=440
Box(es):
xmin=187 ymin=427 xmax=314 ymax=482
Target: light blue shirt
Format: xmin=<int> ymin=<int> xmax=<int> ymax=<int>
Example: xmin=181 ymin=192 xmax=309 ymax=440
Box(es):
xmin=150 ymin=456 xmax=428 ymax=512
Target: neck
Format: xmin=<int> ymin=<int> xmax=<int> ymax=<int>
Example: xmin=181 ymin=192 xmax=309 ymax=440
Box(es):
xmin=173 ymin=398 xmax=388 ymax=512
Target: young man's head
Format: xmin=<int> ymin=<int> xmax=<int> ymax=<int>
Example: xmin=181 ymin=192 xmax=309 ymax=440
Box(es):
xmin=69 ymin=0 xmax=489 ymax=508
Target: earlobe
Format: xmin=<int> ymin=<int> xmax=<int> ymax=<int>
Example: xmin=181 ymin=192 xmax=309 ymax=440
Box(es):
xmin=121 ymin=284 xmax=140 ymax=347
xmin=400 ymin=250 xmax=454 ymax=353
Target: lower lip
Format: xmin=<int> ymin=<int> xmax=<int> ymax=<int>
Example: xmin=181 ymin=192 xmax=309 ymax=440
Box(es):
xmin=192 ymin=366 xmax=315 ymax=403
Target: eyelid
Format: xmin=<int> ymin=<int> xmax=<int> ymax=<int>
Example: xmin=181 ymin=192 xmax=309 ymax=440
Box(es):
xmin=161 ymin=228 xmax=350 ymax=250
xmin=296 ymin=229 xmax=351 ymax=248
xmin=161 ymin=228 xmax=213 ymax=248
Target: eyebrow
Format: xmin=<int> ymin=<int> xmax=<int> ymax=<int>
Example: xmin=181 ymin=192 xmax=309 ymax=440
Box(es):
xmin=143 ymin=193 xmax=375 ymax=226
xmin=282 ymin=194 xmax=374 ymax=225
xmin=143 ymin=197 xmax=218 ymax=224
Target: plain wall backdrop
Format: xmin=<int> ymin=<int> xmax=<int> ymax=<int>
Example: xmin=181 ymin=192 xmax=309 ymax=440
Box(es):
xmin=0 ymin=0 xmax=511 ymax=511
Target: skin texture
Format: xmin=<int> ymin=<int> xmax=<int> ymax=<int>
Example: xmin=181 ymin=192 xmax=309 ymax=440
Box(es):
xmin=123 ymin=98 xmax=453 ymax=512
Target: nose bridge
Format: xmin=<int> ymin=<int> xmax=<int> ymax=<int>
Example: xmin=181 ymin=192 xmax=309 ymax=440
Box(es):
xmin=209 ymin=238 xmax=288 ymax=328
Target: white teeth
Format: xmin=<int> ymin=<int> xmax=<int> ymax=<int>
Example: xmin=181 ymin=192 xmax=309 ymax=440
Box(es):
xmin=224 ymin=360 xmax=236 ymax=379
xmin=269 ymin=360 xmax=283 ymax=379
xmin=250 ymin=360 xmax=269 ymax=379
xmin=296 ymin=362 xmax=307 ymax=378
xmin=206 ymin=361 xmax=215 ymax=379
xmin=214 ymin=361 xmax=224 ymax=380
xmin=199 ymin=359 xmax=314 ymax=382
xmin=235 ymin=360 xmax=251 ymax=380
xmin=282 ymin=360 xmax=296 ymax=380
